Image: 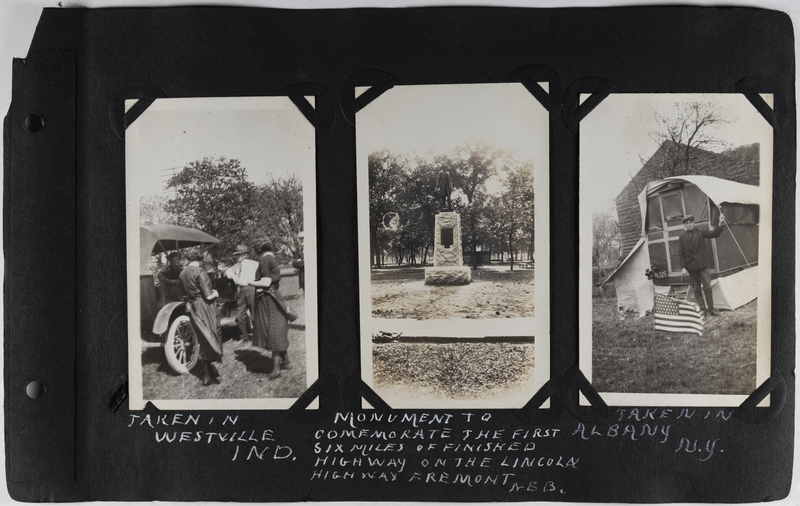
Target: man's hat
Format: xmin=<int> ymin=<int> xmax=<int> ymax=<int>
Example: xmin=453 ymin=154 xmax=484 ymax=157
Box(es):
xmin=234 ymin=244 xmax=249 ymax=255
xmin=682 ymin=215 xmax=695 ymax=224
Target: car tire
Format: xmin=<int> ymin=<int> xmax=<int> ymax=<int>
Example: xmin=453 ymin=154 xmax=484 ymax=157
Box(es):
xmin=164 ymin=315 xmax=200 ymax=374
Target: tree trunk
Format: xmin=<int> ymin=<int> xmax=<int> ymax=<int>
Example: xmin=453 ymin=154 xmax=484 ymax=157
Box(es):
xmin=509 ymin=233 xmax=514 ymax=271
xmin=528 ymin=232 xmax=534 ymax=261
xmin=471 ymin=214 xmax=478 ymax=270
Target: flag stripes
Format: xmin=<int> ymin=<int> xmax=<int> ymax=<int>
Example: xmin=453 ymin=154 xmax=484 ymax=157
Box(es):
xmin=653 ymin=294 xmax=704 ymax=335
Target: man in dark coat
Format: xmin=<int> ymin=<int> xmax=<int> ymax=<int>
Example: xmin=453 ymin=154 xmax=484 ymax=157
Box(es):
xmin=160 ymin=252 xmax=183 ymax=279
xmin=678 ymin=213 xmax=726 ymax=316
xmin=157 ymin=252 xmax=184 ymax=303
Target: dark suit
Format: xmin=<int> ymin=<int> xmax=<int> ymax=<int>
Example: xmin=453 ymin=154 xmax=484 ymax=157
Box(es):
xmin=160 ymin=265 xmax=183 ymax=280
xmin=678 ymin=225 xmax=724 ymax=310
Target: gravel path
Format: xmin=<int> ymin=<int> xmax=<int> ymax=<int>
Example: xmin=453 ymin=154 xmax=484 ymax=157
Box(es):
xmin=371 ymin=267 xmax=535 ymax=319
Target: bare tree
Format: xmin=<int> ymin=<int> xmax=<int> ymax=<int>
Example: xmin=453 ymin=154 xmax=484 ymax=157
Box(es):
xmin=593 ymin=209 xmax=621 ymax=280
xmin=651 ymin=102 xmax=727 ymax=178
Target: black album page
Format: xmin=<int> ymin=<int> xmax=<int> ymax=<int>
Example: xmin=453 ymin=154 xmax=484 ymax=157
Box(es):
xmin=3 ymin=5 xmax=795 ymax=504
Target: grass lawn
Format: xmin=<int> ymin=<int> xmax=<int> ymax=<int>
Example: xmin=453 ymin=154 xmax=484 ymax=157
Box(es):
xmin=591 ymin=298 xmax=758 ymax=395
xmin=371 ymin=267 xmax=534 ymax=319
xmin=372 ymin=341 xmax=535 ymax=401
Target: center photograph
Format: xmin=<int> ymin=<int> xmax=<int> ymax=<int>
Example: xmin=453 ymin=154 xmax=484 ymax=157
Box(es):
xmin=356 ymin=83 xmax=551 ymax=409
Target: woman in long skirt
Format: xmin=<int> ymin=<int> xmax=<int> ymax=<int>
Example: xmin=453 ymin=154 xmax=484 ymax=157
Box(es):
xmin=250 ymin=239 xmax=296 ymax=379
xmin=178 ymin=248 xmax=221 ymax=386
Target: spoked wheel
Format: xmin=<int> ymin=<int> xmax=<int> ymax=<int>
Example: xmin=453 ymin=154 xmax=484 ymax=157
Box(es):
xmin=164 ymin=315 xmax=200 ymax=374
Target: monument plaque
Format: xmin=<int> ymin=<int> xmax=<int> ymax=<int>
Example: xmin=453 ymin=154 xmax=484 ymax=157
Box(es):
xmin=441 ymin=227 xmax=454 ymax=248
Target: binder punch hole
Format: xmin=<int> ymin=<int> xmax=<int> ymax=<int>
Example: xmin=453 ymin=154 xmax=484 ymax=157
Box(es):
xmin=340 ymin=69 xmax=399 ymax=127
xmin=25 ymin=380 xmax=47 ymax=400
xmin=23 ymin=114 xmax=44 ymax=132
xmin=562 ymin=77 xmax=617 ymax=134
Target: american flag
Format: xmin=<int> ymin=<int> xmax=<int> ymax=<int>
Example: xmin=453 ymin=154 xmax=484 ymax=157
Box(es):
xmin=653 ymin=294 xmax=704 ymax=335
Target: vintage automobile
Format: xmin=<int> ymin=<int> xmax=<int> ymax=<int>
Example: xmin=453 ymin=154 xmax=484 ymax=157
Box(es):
xmin=139 ymin=224 xmax=238 ymax=374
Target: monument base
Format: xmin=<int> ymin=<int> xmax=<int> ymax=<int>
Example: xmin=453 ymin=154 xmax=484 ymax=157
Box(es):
xmin=424 ymin=266 xmax=471 ymax=285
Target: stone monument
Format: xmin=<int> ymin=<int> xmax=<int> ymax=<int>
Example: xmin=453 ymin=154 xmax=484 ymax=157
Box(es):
xmin=425 ymin=169 xmax=471 ymax=285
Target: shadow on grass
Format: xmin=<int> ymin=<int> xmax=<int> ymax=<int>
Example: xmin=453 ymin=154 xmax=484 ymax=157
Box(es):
xmin=141 ymin=347 xmax=185 ymax=377
xmin=234 ymin=348 xmax=275 ymax=374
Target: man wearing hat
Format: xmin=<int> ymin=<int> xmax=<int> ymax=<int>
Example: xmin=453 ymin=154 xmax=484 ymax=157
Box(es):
xmin=161 ymin=252 xmax=183 ymax=280
xmin=226 ymin=244 xmax=257 ymax=340
xmin=678 ymin=213 xmax=726 ymax=316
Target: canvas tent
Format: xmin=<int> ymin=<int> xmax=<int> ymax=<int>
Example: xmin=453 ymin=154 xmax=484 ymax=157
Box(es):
xmin=607 ymin=175 xmax=759 ymax=314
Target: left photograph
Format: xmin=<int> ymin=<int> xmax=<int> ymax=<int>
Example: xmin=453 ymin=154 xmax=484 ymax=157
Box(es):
xmin=126 ymin=97 xmax=318 ymax=410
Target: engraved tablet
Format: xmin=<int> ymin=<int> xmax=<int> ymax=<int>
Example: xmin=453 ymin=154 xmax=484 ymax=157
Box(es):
xmin=441 ymin=227 xmax=454 ymax=248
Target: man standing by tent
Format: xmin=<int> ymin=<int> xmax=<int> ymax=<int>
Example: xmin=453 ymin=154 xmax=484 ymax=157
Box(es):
xmin=679 ymin=213 xmax=726 ymax=316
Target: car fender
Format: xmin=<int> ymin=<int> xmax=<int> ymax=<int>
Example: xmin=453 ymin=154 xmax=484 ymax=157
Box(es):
xmin=153 ymin=302 xmax=187 ymax=335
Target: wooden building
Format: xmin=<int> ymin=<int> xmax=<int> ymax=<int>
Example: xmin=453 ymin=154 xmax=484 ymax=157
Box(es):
xmin=614 ymin=140 xmax=759 ymax=256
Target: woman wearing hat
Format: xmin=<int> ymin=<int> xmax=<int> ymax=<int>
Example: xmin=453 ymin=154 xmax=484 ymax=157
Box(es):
xmin=250 ymin=239 xmax=297 ymax=378
xmin=178 ymin=247 xmax=222 ymax=386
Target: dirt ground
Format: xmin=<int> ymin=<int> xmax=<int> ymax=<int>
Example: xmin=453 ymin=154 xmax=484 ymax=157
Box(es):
xmin=591 ymin=297 xmax=758 ymax=395
xmin=371 ymin=266 xmax=534 ymax=319
xmin=142 ymin=274 xmax=308 ymax=400
xmin=372 ymin=341 xmax=535 ymax=401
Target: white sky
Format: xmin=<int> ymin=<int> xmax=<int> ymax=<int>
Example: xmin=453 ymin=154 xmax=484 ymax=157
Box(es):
xmin=125 ymin=96 xmax=315 ymax=198
xmin=580 ymin=93 xmax=774 ymax=213
xmin=357 ymin=82 xmax=547 ymax=169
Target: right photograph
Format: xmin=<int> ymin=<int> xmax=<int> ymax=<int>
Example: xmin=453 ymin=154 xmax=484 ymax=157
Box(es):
xmin=579 ymin=94 xmax=773 ymax=406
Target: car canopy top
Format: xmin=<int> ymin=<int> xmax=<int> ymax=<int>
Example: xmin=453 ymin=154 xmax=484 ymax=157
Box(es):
xmin=140 ymin=224 xmax=219 ymax=272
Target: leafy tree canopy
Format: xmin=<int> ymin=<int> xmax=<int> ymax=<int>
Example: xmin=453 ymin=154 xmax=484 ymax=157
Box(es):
xmin=166 ymin=157 xmax=256 ymax=259
xmin=368 ymin=141 xmax=535 ymax=267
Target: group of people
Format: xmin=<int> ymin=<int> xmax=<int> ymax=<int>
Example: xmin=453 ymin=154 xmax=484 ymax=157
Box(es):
xmin=173 ymin=240 xmax=299 ymax=386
